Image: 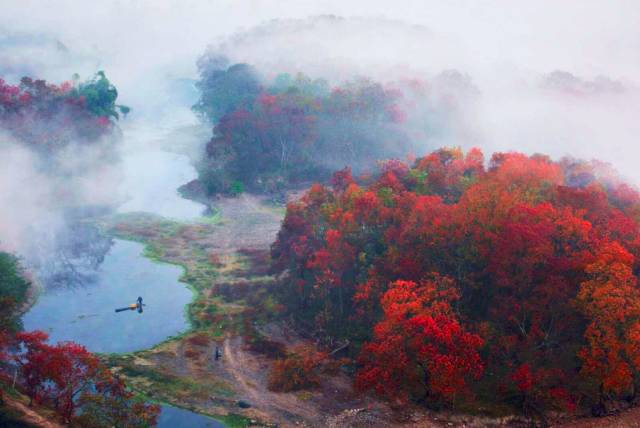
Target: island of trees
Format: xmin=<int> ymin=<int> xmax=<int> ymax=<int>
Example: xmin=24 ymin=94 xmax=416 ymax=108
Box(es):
xmin=190 ymin=56 xmax=474 ymax=197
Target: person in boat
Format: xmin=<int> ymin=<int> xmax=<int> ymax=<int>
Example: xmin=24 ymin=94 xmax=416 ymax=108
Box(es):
xmin=115 ymin=297 xmax=144 ymax=313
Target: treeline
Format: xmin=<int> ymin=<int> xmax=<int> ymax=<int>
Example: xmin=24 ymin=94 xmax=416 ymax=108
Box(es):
xmin=0 ymin=71 xmax=129 ymax=150
xmin=0 ymin=253 xmax=159 ymax=426
xmin=193 ymin=57 xmax=415 ymax=195
xmin=272 ymin=147 xmax=640 ymax=420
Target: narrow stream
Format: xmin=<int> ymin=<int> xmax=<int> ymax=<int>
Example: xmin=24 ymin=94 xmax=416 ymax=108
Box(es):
xmin=22 ymin=119 xmax=205 ymax=352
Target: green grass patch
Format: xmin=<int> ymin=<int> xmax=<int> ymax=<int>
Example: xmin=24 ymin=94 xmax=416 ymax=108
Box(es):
xmin=219 ymin=413 xmax=253 ymax=428
xmin=120 ymin=364 xmax=234 ymax=399
xmin=197 ymin=209 xmax=223 ymax=225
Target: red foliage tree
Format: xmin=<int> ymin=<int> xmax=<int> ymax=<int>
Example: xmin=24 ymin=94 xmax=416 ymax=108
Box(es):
xmin=76 ymin=372 xmax=160 ymax=427
xmin=47 ymin=342 xmax=101 ymax=423
xmin=356 ymin=276 xmax=483 ymax=404
xmin=272 ymin=147 xmax=640 ymax=415
xmin=14 ymin=330 xmax=51 ymax=406
xmin=0 ymin=73 xmax=123 ymax=150
xmin=12 ymin=330 xmax=159 ymax=425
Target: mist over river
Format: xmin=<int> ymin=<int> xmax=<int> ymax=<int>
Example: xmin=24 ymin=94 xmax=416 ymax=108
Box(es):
xmin=21 ymin=110 xmax=224 ymax=425
xmin=117 ymin=115 xmax=208 ymax=221
xmin=22 ymin=108 xmax=208 ymax=348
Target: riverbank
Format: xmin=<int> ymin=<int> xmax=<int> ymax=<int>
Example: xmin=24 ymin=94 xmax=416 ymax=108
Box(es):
xmin=97 ymin=196 xmax=283 ymax=426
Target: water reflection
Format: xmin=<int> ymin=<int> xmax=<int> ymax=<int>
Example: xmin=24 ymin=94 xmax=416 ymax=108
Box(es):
xmin=32 ymin=221 xmax=114 ymax=289
xmin=23 ymin=239 xmax=192 ymax=353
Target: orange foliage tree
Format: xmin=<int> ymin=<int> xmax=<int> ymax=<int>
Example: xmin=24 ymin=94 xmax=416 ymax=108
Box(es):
xmin=267 ymin=345 xmax=329 ymax=392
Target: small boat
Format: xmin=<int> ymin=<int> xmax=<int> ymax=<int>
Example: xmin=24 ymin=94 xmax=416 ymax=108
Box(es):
xmin=115 ymin=296 xmax=144 ymax=313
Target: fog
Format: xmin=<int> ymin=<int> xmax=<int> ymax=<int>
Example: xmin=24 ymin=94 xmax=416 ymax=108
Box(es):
xmin=1 ymin=0 xmax=639 ymax=259
xmin=2 ymin=1 xmax=638 ymax=112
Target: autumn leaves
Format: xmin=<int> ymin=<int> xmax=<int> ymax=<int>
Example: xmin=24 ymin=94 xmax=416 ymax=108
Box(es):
xmin=272 ymin=148 xmax=640 ymax=415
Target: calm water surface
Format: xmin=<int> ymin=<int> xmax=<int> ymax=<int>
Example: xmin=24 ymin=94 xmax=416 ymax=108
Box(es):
xmin=22 ymin=239 xmax=192 ymax=353
xmin=157 ymin=406 xmax=225 ymax=428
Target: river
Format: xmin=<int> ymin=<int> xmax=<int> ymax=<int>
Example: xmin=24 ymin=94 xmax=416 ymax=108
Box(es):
xmin=21 ymin=114 xmax=225 ymax=427
xmin=22 ymin=117 xmax=206 ymax=353
xmin=22 ymin=238 xmax=192 ymax=353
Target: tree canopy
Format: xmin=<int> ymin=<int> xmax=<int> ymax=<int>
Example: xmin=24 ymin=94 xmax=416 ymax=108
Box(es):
xmin=272 ymin=148 xmax=640 ymax=418
xmin=0 ymin=72 xmax=128 ymax=149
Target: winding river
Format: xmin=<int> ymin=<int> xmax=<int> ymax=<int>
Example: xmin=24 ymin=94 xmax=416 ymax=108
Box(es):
xmin=21 ymin=116 xmax=225 ymax=427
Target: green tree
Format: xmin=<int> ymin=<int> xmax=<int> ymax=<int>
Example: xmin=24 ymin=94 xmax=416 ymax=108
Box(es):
xmin=74 ymin=71 xmax=128 ymax=119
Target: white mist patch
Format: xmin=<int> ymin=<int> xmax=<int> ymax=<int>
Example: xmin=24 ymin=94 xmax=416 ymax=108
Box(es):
xmin=116 ymin=114 xmax=208 ymax=220
xmin=0 ymin=132 xmax=122 ymax=264
xmin=0 ymin=140 xmax=62 ymax=254
xmin=212 ymin=16 xmax=449 ymax=82
xmin=118 ymin=149 xmax=203 ymax=219
xmin=472 ymin=79 xmax=640 ymax=184
xmin=0 ymin=29 xmax=100 ymax=83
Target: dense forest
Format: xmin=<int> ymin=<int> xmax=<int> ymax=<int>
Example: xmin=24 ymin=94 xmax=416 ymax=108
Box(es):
xmin=271 ymin=148 xmax=640 ymax=420
xmin=192 ymin=56 xmax=474 ymax=196
xmin=193 ymin=58 xmax=408 ymax=195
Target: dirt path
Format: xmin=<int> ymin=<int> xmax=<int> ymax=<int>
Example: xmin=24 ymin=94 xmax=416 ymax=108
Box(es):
xmin=207 ymin=194 xmax=283 ymax=252
xmin=222 ymin=335 xmax=319 ymax=426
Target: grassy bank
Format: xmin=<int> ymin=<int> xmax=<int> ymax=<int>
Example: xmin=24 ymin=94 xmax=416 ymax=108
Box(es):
xmin=96 ymin=211 xmax=273 ymax=427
